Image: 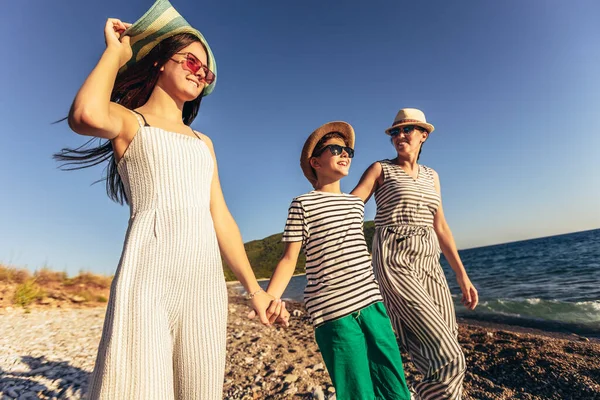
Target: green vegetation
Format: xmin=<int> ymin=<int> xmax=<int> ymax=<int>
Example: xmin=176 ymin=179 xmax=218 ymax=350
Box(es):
xmin=13 ymin=279 xmax=45 ymax=307
xmin=1 ymin=221 xmax=377 ymax=299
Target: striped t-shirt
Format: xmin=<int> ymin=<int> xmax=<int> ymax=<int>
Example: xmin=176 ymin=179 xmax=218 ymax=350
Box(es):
xmin=282 ymin=191 xmax=383 ymax=327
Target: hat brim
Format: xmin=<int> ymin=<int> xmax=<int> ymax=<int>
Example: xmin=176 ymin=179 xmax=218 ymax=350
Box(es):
xmin=300 ymin=122 xmax=355 ymax=188
xmin=119 ymin=0 xmax=217 ymax=96
xmin=385 ymin=121 xmax=434 ymax=135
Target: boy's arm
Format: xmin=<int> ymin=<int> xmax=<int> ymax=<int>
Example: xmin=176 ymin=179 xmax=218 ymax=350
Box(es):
xmin=266 ymin=241 xmax=303 ymax=299
xmin=248 ymin=241 xmax=302 ymax=326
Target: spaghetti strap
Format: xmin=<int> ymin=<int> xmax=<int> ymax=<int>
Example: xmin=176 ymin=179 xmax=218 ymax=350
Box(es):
xmin=189 ymin=127 xmax=202 ymax=140
xmin=130 ymin=109 xmax=149 ymax=128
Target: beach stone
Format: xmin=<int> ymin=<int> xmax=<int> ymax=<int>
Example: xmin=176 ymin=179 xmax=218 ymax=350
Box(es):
xmin=17 ymin=393 xmax=38 ymax=400
xmin=312 ymin=362 xmax=325 ymax=372
xmin=29 ymin=366 xmax=51 ymax=375
xmin=6 ymin=389 xmax=19 ymax=398
xmin=39 ymin=297 xmax=53 ymax=305
xmin=70 ymin=295 xmax=86 ymax=303
xmin=244 ymin=357 xmax=254 ymax=364
xmin=28 ymin=385 xmax=46 ymax=392
xmin=292 ymin=310 xmax=303 ymax=317
xmin=312 ymin=385 xmax=325 ymax=399
xmin=284 ymin=384 xmax=298 ymax=396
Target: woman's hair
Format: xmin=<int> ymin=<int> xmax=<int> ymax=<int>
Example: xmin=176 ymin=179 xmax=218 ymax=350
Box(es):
xmin=54 ymin=33 xmax=204 ymax=204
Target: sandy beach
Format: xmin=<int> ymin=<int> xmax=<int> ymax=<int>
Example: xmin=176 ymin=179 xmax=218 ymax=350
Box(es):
xmin=0 ymin=287 xmax=599 ymax=399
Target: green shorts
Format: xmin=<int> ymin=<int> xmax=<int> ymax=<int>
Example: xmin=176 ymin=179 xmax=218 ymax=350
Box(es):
xmin=314 ymin=302 xmax=411 ymax=400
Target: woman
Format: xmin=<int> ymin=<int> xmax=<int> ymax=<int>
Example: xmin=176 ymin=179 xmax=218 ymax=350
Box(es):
xmin=352 ymin=108 xmax=478 ymax=400
xmin=54 ymin=1 xmax=286 ymax=398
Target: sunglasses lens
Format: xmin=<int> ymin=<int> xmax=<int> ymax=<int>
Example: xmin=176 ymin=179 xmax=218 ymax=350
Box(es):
xmin=390 ymin=128 xmax=400 ymax=136
xmin=205 ymin=70 xmax=215 ymax=84
xmin=346 ymin=147 xmax=355 ymax=158
xmin=185 ymin=58 xmax=200 ymax=74
xmin=402 ymin=126 xmax=413 ymax=133
xmin=330 ymin=145 xmax=343 ymax=156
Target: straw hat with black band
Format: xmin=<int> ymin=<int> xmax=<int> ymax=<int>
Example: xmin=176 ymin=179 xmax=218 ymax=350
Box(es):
xmin=385 ymin=108 xmax=434 ymax=135
xmin=300 ymin=122 xmax=355 ymax=188
xmin=120 ymin=0 xmax=217 ymax=96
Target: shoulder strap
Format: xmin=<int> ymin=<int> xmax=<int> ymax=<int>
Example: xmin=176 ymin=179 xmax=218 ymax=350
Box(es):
xmin=379 ymin=159 xmax=393 ymax=173
xmin=130 ymin=110 xmax=149 ymax=127
xmin=189 ymin=126 xmax=202 ymax=140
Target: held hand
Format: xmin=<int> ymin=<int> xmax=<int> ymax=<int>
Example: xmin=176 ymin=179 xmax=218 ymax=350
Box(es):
xmin=276 ymin=304 xmax=290 ymax=327
xmin=247 ymin=291 xmax=276 ymax=326
xmin=457 ymin=274 xmax=479 ymax=310
xmin=104 ymin=18 xmax=133 ymax=67
xmin=248 ymin=297 xmax=290 ymax=327
xmin=266 ymin=298 xmax=283 ymax=325
xmin=267 ymin=299 xmax=290 ymax=326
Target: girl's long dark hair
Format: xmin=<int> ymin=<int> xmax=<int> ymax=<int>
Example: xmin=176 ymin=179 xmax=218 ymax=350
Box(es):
xmin=54 ymin=33 xmax=204 ymax=204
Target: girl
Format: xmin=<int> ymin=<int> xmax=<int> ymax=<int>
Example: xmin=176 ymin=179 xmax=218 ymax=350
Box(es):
xmin=54 ymin=1 xmax=285 ymax=398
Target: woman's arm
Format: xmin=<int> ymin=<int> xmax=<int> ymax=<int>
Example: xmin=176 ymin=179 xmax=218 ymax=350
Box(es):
xmin=351 ymin=162 xmax=383 ymax=203
xmin=202 ymin=134 xmax=280 ymax=325
xmin=68 ymin=19 xmax=135 ymax=139
xmin=432 ymin=170 xmax=479 ymax=310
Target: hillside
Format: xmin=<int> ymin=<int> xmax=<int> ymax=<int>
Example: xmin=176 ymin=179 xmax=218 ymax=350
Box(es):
xmin=223 ymin=221 xmax=375 ymax=281
xmin=0 ymin=222 xmax=377 ymax=310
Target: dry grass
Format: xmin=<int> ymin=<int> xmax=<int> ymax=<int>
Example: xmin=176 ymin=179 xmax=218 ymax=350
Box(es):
xmin=0 ymin=264 xmax=113 ymax=308
xmin=0 ymin=265 xmax=31 ymax=284
xmin=63 ymin=271 xmax=112 ymax=289
xmin=13 ymin=279 xmax=45 ymax=307
xmin=33 ymin=267 xmax=68 ymax=285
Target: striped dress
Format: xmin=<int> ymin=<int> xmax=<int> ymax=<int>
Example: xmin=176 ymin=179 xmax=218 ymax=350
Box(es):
xmin=372 ymin=160 xmax=466 ymax=400
xmin=87 ymin=111 xmax=227 ymax=400
xmin=282 ymin=191 xmax=383 ymax=327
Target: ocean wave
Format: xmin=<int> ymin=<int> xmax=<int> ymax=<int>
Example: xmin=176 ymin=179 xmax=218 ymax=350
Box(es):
xmin=458 ymin=298 xmax=600 ymax=332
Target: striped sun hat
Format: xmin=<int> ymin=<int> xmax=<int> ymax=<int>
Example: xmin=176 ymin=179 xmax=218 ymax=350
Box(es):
xmin=120 ymin=0 xmax=217 ymax=96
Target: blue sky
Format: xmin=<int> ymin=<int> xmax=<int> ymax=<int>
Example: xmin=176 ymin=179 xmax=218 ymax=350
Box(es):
xmin=1 ymin=0 xmax=599 ymax=276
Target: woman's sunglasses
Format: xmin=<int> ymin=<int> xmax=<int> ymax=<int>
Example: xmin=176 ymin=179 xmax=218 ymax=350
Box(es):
xmin=389 ymin=125 xmax=426 ymax=137
xmin=312 ymin=144 xmax=355 ymax=158
xmin=170 ymin=52 xmax=215 ymax=85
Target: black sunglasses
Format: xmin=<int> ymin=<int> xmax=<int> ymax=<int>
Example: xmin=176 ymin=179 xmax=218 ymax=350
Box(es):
xmin=389 ymin=125 xmax=426 ymax=137
xmin=312 ymin=144 xmax=354 ymax=158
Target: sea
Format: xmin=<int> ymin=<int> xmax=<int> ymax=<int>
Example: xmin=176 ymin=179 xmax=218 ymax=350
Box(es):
xmin=250 ymin=228 xmax=600 ymax=337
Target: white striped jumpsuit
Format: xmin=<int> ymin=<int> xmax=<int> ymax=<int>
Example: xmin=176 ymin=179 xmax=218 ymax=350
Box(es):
xmin=87 ymin=111 xmax=228 ymax=399
xmin=372 ymin=160 xmax=466 ymax=400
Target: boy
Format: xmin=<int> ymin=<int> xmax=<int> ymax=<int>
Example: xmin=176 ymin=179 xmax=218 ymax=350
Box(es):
xmin=265 ymin=122 xmax=411 ymax=400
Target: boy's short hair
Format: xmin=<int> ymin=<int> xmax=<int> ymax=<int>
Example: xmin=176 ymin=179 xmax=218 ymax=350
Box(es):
xmin=311 ymin=132 xmax=349 ymax=157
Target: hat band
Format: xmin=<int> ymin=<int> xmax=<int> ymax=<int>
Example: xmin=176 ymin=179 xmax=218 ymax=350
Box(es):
xmin=392 ymin=119 xmax=427 ymax=126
